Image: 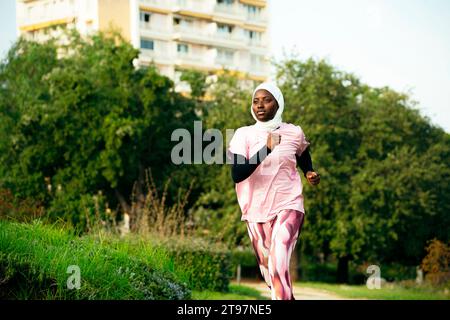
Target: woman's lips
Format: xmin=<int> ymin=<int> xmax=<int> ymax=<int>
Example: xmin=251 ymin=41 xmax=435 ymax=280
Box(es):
xmin=257 ymin=111 xmax=265 ymax=115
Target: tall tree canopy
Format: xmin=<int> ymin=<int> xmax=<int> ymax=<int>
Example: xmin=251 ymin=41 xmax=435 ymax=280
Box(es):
xmin=0 ymin=30 xmax=198 ymax=227
xmin=275 ymin=57 xmax=450 ymax=280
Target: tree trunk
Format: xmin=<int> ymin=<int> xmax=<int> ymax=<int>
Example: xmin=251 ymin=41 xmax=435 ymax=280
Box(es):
xmin=337 ymin=255 xmax=350 ymax=284
xmin=115 ymin=188 xmax=131 ymax=215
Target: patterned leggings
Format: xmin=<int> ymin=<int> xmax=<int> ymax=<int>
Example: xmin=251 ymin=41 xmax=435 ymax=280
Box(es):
xmin=246 ymin=209 xmax=305 ymax=300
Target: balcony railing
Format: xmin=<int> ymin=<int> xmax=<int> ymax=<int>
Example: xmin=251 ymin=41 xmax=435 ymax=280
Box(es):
xmin=140 ymin=0 xmax=173 ymax=9
xmin=177 ymin=52 xmax=203 ymax=62
xmin=139 ymin=21 xmax=168 ymax=33
xmin=172 ymin=25 xmax=213 ymax=44
xmin=214 ymin=4 xmax=245 ymax=19
xmin=172 ymin=25 xmax=244 ymax=49
xmin=215 ymin=4 xmax=235 ymax=14
xmin=216 ymin=57 xmax=234 ymax=66
xmin=247 ymin=38 xmax=264 ymax=47
xmin=176 ymin=0 xmax=211 ymax=13
xmin=246 ymin=12 xmax=268 ymax=24
xmin=173 ymin=24 xmax=203 ymax=34
xmin=139 ymin=48 xmax=172 ymax=64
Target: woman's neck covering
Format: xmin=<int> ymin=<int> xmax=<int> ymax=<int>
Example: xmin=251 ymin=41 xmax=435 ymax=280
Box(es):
xmin=250 ymin=82 xmax=284 ymax=132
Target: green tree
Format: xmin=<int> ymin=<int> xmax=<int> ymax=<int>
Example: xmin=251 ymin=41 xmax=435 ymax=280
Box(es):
xmin=189 ymin=72 xmax=256 ymax=246
xmin=179 ymin=69 xmax=208 ymax=100
xmin=275 ymin=56 xmax=450 ymax=282
xmin=0 ymin=30 xmax=198 ymax=228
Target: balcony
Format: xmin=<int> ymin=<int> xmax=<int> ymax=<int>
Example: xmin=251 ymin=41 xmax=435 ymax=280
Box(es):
xmin=139 ymin=21 xmax=170 ymax=32
xmin=214 ymin=4 xmax=245 ymax=22
xmin=174 ymin=0 xmax=213 ymax=19
xmin=245 ymin=12 xmax=268 ymax=25
xmin=176 ymin=52 xmax=203 ymax=62
xmin=175 ymin=51 xmax=213 ymax=69
xmin=215 ymin=32 xmax=245 ymax=47
xmin=247 ymin=38 xmax=265 ymax=48
xmin=139 ymin=48 xmax=173 ymax=66
xmin=239 ymin=0 xmax=267 ymax=6
xmin=139 ymin=0 xmax=173 ymax=13
xmin=172 ymin=25 xmax=217 ymax=46
xmin=215 ymin=4 xmax=235 ymax=15
xmin=215 ymin=57 xmax=235 ymax=67
xmin=19 ymin=16 xmax=76 ymax=33
xmin=19 ymin=0 xmax=77 ymax=31
xmin=172 ymin=20 xmax=249 ymax=50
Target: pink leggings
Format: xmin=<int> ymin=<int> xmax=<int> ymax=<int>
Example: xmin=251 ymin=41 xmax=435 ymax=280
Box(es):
xmin=246 ymin=209 xmax=305 ymax=300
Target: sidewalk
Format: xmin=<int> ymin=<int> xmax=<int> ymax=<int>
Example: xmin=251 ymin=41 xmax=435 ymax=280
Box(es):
xmin=233 ymin=280 xmax=359 ymax=300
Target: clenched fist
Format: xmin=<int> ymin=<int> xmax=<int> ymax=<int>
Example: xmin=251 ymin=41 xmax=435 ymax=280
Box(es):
xmin=267 ymin=133 xmax=281 ymax=150
xmin=306 ymin=171 xmax=320 ymax=186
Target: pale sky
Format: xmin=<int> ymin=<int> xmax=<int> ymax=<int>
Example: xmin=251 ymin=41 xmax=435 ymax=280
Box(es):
xmin=269 ymin=0 xmax=450 ymax=133
xmin=1 ymin=0 xmax=449 ymax=132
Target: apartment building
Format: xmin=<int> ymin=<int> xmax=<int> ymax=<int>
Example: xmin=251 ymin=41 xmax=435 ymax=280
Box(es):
xmin=16 ymin=0 xmax=271 ymax=85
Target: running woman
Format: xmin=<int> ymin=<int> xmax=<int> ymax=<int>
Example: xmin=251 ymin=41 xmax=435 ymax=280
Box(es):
xmin=227 ymin=82 xmax=320 ymax=300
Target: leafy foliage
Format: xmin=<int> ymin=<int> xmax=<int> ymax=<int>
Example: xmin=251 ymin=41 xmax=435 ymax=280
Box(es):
xmin=0 ymin=220 xmax=191 ymax=299
xmin=0 ymin=30 xmax=198 ymax=229
xmin=275 ymin=56 xmax=450 ymax=273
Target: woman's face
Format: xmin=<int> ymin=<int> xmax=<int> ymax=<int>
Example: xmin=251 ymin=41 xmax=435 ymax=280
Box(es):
xmin=252 ymin=89 xmax=279 ymax=122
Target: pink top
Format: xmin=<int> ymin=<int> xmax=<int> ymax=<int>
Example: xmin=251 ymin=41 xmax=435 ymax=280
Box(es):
xmin=227 ymin=122 xmax=310 ymax=223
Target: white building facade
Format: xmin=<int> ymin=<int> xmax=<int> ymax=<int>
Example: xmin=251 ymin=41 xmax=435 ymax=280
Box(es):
xmin=16 ymin=0 xmax=271 ymax=83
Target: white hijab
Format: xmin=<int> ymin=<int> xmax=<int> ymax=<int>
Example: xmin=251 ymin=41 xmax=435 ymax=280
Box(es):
xmin=250 ymin=82 xmax=284 ymax=132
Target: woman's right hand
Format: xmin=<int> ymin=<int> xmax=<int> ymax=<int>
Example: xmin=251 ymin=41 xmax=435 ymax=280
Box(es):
xmin=267 ymin=133 xmax=281 ymax=150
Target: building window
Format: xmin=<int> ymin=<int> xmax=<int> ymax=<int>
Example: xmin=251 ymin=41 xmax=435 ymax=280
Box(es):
xmin=217 ymin=48 xmax=234 ymax=63
xmin=217 ymin=0 xmax=233 ymax=5
xmin=174 ymin=17 xmax=193 ymax=28
xmin=140 ymin=11 xmax=151 ymax=23
xmin=140 ymin=39 xmax=154 ymax=50
xmin=245 ymin=4 xmax=260 ymax=15
xmin=217 ymin=23 xmax=233 ymax=34
xmin=247 ymin=5 xmax=256 ymax=15
xmin=177 ymin=43 xmax=189 ymax=54
xmin=245 ymin=29 xmax=262 ymax=42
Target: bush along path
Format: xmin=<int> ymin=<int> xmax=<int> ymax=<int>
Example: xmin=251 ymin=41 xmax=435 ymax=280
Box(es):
xmin=0 ymin=220 xmax=193 ymax=299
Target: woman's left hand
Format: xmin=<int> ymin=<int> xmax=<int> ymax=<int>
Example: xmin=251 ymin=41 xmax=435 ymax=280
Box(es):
xmin=306 ymin=171 xmax=320 ymax=185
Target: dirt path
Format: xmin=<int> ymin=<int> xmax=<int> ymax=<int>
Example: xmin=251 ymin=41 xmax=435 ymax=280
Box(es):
xmin=234 ymin=280 xmax=359 ymax=300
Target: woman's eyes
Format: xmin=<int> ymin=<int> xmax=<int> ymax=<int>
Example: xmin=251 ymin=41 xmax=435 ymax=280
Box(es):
xmin=253 ymin=98 xmax=272 ymax=104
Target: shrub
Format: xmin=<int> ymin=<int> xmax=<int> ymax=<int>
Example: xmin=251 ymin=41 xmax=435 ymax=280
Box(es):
xmin=379 ymin=263 xmax=417 ymax=282
xmin=152 ymin=236 xmax=232 ymax=292
xmin=298 ymin=259 xmax=364 ymax=284
xmin=228 ymin=246 xmax=260 ymax=279
xmin=90 ymin=233 xmax=233 ymax=293
xmin=45 ymin=190 xmax=115 ymax=234
xmin=0 ymin=188 xmax=44 ymax=222
xmin=230 ymin=247 xmax=258 ymax=269
xmin=421 ymin=239 xmax=450 ymax=287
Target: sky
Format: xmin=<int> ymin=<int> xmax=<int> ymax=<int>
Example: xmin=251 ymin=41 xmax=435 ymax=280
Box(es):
xmin=0 ymin=0 xmax=449 ymax=132
xmin=269 ymin=0 xmax=450 ymax=133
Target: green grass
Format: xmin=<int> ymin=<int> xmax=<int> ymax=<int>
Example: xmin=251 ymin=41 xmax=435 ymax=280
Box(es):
xmin=192 ymin=284 xmax=267 ymax=300
xmin=1 ymin=220 xmax=237 ymax=299
xmin=0 ymin=220 xmax=191 ymax=299
xmin=296 ymin=281 xmax=450 ymax=300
